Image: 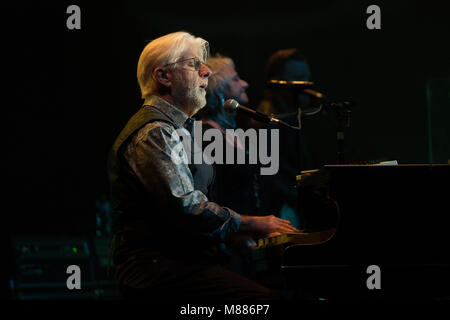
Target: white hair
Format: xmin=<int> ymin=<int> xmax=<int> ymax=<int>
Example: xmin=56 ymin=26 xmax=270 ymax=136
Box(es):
xmin=137 ymin=31 xmax=209 ymax=99
xmin=205 ymin=54 xmax=236 ymax=97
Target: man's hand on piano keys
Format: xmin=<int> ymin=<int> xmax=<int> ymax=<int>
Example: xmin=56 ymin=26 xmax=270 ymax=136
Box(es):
xmin=240 ymin=214 xmax=300 ymax=238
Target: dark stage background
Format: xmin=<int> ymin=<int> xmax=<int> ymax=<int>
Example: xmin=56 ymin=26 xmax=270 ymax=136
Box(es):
xmin=3 ymin=0 xmax=449 ymax=300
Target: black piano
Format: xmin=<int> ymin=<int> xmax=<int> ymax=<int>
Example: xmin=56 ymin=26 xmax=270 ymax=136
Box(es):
xmin=252 ymin=164 xmax=450 ymax=300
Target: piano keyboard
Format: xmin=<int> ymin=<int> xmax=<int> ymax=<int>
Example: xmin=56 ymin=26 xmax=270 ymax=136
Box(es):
xmin=253 ymin=228 xmax=336 ymax=250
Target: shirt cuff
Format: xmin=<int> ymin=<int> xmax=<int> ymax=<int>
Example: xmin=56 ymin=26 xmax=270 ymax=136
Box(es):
xmin=223 ymin=207 xmax=242 ymax=235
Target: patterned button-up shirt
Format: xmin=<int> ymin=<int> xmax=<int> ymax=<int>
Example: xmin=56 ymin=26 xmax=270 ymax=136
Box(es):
xmin=122 ymin=95 xmax=242 ymax=242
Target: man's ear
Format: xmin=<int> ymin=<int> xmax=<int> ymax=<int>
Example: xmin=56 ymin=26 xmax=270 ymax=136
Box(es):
xmin=153 ymin=67 xmax=172 ymax=88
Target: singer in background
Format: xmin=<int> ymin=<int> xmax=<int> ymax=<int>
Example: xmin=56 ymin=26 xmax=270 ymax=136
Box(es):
xmin=195 ymin=54 xmax=264 ymax=216
xmin=252 ymin=49 xmax=315 ymax=230
xmin=195 ymin=54 xmax=268 ymax=277
xmin=107 ymin=32 xmax=299 ymax=300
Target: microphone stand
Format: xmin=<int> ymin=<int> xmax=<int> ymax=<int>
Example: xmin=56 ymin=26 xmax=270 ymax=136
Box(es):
xmin=330 ymin=102 xmax=352 ymax=164
xmin=286 ymin=91 xmax=353 ymax=166
xmin=291 ymin=92 xmax=303 ymax=175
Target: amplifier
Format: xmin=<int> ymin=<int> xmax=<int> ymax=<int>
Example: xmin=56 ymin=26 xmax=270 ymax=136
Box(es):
xmin=10 ymin=236 xmax=119 ymax=300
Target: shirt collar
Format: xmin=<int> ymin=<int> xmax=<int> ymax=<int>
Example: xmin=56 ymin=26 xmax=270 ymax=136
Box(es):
xmin=143 ymin=95 xmax=192 ymax=128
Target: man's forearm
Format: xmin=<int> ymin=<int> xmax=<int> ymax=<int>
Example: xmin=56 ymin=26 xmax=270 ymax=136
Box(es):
xmin=239 ymin=215 xmax=259 ymax=233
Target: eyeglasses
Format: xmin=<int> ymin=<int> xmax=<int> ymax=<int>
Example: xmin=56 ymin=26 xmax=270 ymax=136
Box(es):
xmin=163 ymin=57 xmax=205 ymax=71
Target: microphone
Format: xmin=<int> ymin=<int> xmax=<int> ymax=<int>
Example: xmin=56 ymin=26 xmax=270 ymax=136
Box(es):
xmin=266 ymin=80 xmax=314 ymax=90
xmin=302 ymin=88 xmax=327 ymax=100
xmin=294 ymin=89 xmax=355 ymax=111
xmin=223 ymin=99 xmax=300 ymax=130
xmin=223 ymin=99 xmax=272 ymax=123
xmin=300 ymin=89 xmax=355 ymax=110
xmin=329 ymin=101 xmax=354 ymax=109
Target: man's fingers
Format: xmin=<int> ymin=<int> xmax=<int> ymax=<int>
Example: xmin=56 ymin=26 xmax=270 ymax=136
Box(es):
xmin=278 ymin=224 xmax=300 ymax=233
xmin=263 ymin=215 xmax=301 ymax=235
xmin=276 ymin=217 xmax=294 ymax=225
xmin=267 ymin=232 xmax=282 ymax=237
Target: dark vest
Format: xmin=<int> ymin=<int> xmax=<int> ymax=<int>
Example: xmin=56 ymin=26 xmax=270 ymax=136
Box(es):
xmin=107 ymin=104 xmax=216 ymax=259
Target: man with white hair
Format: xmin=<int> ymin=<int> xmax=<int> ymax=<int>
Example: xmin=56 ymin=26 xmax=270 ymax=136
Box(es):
xmin=108 ymin=32 xmax=298 ymax=300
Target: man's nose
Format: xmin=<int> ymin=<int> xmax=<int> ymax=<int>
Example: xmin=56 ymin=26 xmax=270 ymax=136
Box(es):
xmin=241 ymin=79 xmax=249 ymax=89
xmin=200 ymin=63 xmax=212 ymax=78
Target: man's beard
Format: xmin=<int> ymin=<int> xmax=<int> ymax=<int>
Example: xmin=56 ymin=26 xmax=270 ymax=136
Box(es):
xmin=185 ymin=85 xmax=206 ymax=112
xmin=173 ymin=78 xmax=206 ymax=114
